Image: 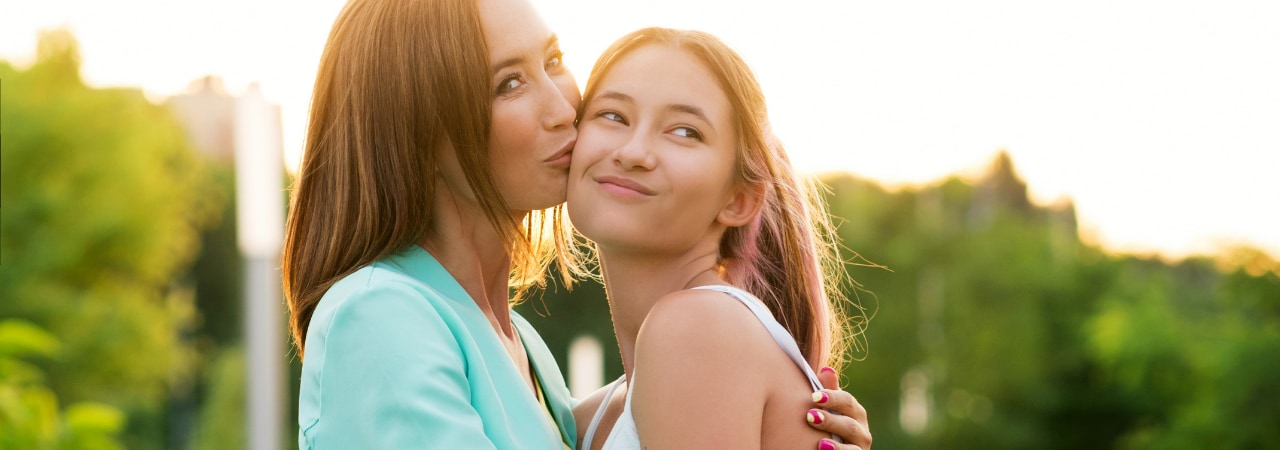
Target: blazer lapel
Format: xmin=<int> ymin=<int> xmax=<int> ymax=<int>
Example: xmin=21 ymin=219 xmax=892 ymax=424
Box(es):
xmin=513 ymin=315 xmax=577 ymax=448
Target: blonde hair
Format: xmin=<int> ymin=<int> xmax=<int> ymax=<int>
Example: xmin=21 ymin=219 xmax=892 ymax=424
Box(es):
xmin=282 ymin=0 xmax=577 ymax=359
xmin=580 ymin=27 xmax=864 ymax=370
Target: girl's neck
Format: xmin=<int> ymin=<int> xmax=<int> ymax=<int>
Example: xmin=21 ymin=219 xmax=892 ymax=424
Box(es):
xmin=599 ymin=243 xmax=725 ymax=378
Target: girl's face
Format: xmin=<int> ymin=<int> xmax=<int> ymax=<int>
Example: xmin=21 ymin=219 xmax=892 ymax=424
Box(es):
xmin=476 ymin=0 xmax=580 ymax=211
xmin=567 ymin=44 xmax=746 ymax=254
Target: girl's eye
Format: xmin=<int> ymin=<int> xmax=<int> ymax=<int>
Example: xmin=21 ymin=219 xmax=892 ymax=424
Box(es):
xmin=598 ymin=111 xmax=628 ymax=125
xmin=671 ymin=126 xmax=702 ymax=140
xmin=546 ymin=51 xmax=564 ymax=70
xmin=496 ymin=75 xmax=525 ymax=95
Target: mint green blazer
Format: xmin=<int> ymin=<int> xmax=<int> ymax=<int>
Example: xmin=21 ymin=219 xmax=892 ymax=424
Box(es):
xmin=298 ymin=245 xmax=576 ymax=449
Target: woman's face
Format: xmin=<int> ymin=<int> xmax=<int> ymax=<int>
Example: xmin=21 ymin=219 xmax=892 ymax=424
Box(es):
xmin=479 ymin=0 xmax=580 ymax=211
xmin=567 ymin=44 xmax=742 ymax=253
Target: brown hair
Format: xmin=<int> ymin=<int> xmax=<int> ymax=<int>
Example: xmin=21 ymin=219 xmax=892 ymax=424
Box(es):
xmin=580 ymin=28 xmax=862 ymax=370
xmin=283 ymin=0 xmax=576 ymax=359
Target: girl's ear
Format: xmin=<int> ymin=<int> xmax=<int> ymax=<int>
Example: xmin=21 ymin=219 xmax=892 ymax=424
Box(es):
xmin=718 ymin=181 xmax=765 ymax=227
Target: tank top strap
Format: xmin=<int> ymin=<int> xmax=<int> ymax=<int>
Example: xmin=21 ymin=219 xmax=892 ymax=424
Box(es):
xmin=581 ymin=375 xmax=627 ymax=450
xmin=691 ymin=285 xmax=825 ymax=392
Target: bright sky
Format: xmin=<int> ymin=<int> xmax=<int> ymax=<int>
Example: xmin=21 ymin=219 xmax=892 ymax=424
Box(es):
xmin=4 ymin=0 xmax=1277 ymax=261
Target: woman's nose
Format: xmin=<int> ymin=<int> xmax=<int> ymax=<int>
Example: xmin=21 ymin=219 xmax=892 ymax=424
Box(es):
xmin=542 ymin=81 xmax=577 ymax=131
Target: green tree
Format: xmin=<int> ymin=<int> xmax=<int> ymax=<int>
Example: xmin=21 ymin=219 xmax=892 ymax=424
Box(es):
xmin=1 ymin=29 xmax=220 ymax=449
xmin=1085 ymin=253 xmax=1280 ymax=449
xmin=819 ymin=154 xmax=1280 ymax=449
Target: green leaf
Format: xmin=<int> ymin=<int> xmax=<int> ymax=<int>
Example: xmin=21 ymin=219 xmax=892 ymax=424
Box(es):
xmin=62 ymin=402 xmax=125 ymax=435
xmin=0 ymin=320 xmax=61 ymax=359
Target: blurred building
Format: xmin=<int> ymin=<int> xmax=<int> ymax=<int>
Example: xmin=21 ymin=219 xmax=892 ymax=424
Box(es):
xmin=168 ymin=76 xmax=238 ymax=163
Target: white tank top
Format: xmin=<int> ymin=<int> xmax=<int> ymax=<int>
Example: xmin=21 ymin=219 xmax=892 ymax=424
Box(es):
xmin=580 ymin=285 xmax=831 ymax=450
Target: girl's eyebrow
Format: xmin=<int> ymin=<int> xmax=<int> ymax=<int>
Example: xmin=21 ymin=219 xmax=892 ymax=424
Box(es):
xmin=666 ymin=104 xmax=714 ymax=132
xmin=596 ymin=90 xmax=634 ymax=104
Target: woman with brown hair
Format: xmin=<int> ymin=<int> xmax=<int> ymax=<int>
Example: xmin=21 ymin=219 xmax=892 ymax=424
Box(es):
xmin=287 ymin=0 xmax=582 ymax=447
xmin=284 ymin=0 xmax=870 ymax=448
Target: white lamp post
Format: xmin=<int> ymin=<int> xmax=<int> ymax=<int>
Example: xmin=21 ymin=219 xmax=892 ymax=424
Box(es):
xmin=234 ymin=83 xmax=286 ymax=450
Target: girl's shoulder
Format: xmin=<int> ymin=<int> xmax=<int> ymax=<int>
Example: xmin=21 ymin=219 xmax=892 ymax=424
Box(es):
xmin=638 ymin=286 xmax=777 ymax=364
xmin=648 ymin=285 xmax=765 ymax=326
xmin=629 ymin=286 xmax=788 ymax=446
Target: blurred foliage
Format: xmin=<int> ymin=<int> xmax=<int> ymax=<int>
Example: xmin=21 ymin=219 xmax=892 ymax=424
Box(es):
xmin=190 ymin=347 xmax=245 ymax=450
xmin=188 ymin=163 xmax=243 ymax=349
xmin=0 ymin=319 xmax=126 ymax=450
xmin=1 ymin=29 xmax=222 ymax=449
xmin=521 ymin=151 xmax=1280 ymax=449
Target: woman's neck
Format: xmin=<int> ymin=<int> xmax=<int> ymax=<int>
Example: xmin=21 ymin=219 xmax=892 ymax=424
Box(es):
xmin=599 ymin=242 xmax=725 ymax=378
xmin=421 ymin=188 xmax=523 ymax=339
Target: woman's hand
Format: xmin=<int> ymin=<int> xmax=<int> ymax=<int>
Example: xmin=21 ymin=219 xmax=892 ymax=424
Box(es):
xmin=805 ymin=367 xmax=872 ymax=450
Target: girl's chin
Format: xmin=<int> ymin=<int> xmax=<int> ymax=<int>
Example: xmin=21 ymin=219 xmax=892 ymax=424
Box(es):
xmin=577 ymin=226 xmax=651 ymax=248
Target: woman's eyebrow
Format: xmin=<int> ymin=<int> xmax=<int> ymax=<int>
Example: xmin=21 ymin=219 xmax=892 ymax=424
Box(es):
xmin=491 ymin=34 xmax=560 ymax=74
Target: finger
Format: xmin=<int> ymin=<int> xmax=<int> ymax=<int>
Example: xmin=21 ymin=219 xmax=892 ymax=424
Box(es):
xmin=806 ymin=409 xmax=872 ymax=448
xmin=817 ymin=366 xmax=840 ymax=390
xmin=812 ymin=389 xmax=868 ymax=424
xmin=817 ymin=437 xmax=865 ymax=450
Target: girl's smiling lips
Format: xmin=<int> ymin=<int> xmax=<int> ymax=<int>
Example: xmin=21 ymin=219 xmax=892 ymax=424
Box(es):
xmin=593 ymin=174 xmax=656 ymax=196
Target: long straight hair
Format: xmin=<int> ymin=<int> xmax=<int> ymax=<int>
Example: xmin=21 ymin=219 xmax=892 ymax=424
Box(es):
xmin=580 ymin=28 xmax=859 ymax=370
xmin=282 ymin=0 xmax=576 ymax=359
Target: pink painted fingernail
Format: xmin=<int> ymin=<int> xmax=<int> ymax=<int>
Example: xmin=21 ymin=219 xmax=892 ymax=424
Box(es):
xmin=806 ymin=409 xmax=825 ymax=425
xmin=820 ymin=366 xmax=836 ymax=375
xmin=812 ymin=391 xmax=829 ymax=404
xmin=818 ymin=438 xmax=836 ymax=450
